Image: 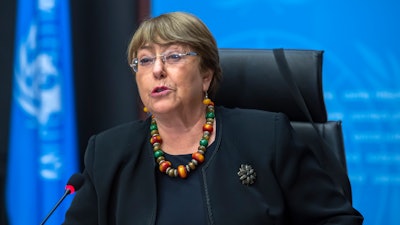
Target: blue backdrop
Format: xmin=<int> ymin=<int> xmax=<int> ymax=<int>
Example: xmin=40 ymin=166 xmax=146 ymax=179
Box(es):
xmin=152 ymin=1 xmax=400 ymax=224
xmin=7 ymin=0 xmax=78 ymax=224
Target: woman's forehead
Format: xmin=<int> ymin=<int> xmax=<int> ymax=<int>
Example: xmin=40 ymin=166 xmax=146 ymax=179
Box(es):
xmin=138 ymin=43 xmax=188 ymax=52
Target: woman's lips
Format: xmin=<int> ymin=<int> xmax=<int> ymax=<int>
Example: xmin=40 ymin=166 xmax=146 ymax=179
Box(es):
xmin=151 ymin=86 xmax=171 ymax=96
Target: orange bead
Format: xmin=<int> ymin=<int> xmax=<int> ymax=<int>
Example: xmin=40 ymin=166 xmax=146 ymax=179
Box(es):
xmin=159 ymin=161 xmax=171 ymax=173
xmin=192 ymin=152 xmax=205 ymax=163
xmin=203 ymin=124 xmax=213 ymax=132
xmin=150 ymin=135 xmax=162 ymax=144
xmin=203 ymin=98 xmax=211 ymax=105
xmin=177 ymin=165 xmax=187 ymax=178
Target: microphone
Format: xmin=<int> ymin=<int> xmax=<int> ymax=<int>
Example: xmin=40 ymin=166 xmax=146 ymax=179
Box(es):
xmin=39 ymin=173 xmax=85 ymax=225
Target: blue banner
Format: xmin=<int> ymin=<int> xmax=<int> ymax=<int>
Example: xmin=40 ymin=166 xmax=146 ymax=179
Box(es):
xmin=152 ymin=1 xmax=400 ymax=224
xmin=6 ymin=0 xmax=78 ymax=224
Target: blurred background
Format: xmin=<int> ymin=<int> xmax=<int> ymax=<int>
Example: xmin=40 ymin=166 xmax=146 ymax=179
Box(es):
xmin=0 ymin=0 xmax=399 ymax=224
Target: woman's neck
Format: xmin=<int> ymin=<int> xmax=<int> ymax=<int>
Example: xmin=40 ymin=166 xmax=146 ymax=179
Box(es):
xmin=151 ymin=105 xmax=215 ymax=155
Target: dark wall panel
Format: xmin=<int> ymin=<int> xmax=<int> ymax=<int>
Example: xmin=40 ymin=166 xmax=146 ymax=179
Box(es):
xmin=1 ymin=1 xmax=150 ymax=224
xmin=70 ymin=0 xmax=145 ymax=169
xmin=0 ymin=0 xmax=16 ymax=223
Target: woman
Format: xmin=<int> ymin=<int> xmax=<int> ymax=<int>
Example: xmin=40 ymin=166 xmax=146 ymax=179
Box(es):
xmin=63 ymin=12 xmax=363 ymax=225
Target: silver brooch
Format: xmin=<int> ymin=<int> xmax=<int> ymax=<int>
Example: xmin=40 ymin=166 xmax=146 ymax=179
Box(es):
xmin=237 ymin=164 xmax=256 ymax=185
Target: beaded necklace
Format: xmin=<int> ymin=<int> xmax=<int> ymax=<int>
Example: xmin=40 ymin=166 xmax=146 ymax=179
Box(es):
xmin=150 ymin=99 xmax=215 ymax=178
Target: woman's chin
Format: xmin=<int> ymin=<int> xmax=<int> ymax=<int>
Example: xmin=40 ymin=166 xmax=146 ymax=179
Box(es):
xmin=149 ymin=105 xmax=177 ymax=116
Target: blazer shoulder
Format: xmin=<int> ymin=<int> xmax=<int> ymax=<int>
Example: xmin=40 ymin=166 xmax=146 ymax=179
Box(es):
xmin=96 ymin=119 xmax=149 ymax=141
xmin=84 ymin=118 xmax=150 ymax=163
xmin=217 ymin=106 xmax=290 ymax=125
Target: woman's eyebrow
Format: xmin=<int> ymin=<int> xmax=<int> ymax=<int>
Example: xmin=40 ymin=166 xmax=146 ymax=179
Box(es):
xmin=138 ymin=45 xmax=153 ymax=51
xmin=138 ymin=43 xmax=185 ymax=54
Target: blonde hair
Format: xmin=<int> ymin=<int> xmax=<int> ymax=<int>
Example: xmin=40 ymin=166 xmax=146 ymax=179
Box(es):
xmin=127 ymin=12 xmax=222 ymax=97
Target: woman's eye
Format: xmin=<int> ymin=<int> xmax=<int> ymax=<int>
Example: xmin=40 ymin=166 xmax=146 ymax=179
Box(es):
xmin=166 ymin=54 xmax=182 ymax=62
xmin=140 ymin=57 xmax=154 ymax=65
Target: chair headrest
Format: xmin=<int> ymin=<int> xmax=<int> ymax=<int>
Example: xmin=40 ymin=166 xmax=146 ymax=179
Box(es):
xmin=215 ymin=49 xmax=327 ymax=123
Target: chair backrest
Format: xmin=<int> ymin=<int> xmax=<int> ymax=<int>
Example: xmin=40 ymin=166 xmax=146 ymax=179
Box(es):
xmin=215 ymin=49 xmax=327 ymax=122
xmin=215 ymin=48 xmax=352 ymax=202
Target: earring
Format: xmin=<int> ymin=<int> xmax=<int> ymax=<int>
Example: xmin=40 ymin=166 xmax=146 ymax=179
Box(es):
xmin=203 ymin=91 xmax=212 ymax=105
xmin=143 ymin=106 xmax=149 ymax=113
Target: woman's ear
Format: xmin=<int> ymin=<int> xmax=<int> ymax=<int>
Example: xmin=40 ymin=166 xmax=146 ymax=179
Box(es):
xmin=202 ymin=69 xmax=213 ymax=91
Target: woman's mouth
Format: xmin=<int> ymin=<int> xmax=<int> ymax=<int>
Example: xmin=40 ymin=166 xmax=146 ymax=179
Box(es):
xmin=151 ymin=86 xmax=170 ymax=96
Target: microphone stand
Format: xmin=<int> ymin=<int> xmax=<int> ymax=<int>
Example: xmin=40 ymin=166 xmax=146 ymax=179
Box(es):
xmin=39 ymin=189 xmax=71 ymax=225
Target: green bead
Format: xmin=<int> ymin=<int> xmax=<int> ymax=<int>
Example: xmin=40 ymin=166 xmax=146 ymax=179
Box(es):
xmin=154 ymin=150 xmax=164 ymax=158
xmin=199 ymin=138 xmax=208 ymax=147
xmin=150 ymin=124 xmax=158 ymax=131
xmin=206 ymin=112 xmax=215 ymax=119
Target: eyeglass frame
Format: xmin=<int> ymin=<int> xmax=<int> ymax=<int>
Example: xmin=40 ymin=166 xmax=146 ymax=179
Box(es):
xmin=130 ymin=51 xmax=198 ymax=73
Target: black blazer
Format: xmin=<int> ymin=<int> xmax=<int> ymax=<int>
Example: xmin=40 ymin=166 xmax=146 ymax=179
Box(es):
xmin=63 ymin=107 xmax=363 ymax=225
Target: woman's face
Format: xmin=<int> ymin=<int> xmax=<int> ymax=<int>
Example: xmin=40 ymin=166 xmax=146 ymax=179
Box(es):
xmin=134 ymin=43 xmax=213 ymax=115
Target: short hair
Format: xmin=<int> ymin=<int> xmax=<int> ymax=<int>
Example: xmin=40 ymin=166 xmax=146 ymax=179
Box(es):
xmin=127 ymin=12 xmax=222 ymax=97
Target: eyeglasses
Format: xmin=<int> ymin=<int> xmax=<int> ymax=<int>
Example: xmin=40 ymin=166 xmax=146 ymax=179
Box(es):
xmin=130 ymin=52 xmax=198 ymax=72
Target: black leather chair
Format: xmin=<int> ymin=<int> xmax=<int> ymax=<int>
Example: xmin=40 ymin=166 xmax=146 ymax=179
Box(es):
xmin=215 ymin=48 xmax=352 ymax=202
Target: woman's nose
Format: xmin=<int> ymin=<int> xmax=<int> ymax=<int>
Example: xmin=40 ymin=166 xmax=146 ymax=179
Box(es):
xmin=152 ymin=57 xmax=166 ymax=79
